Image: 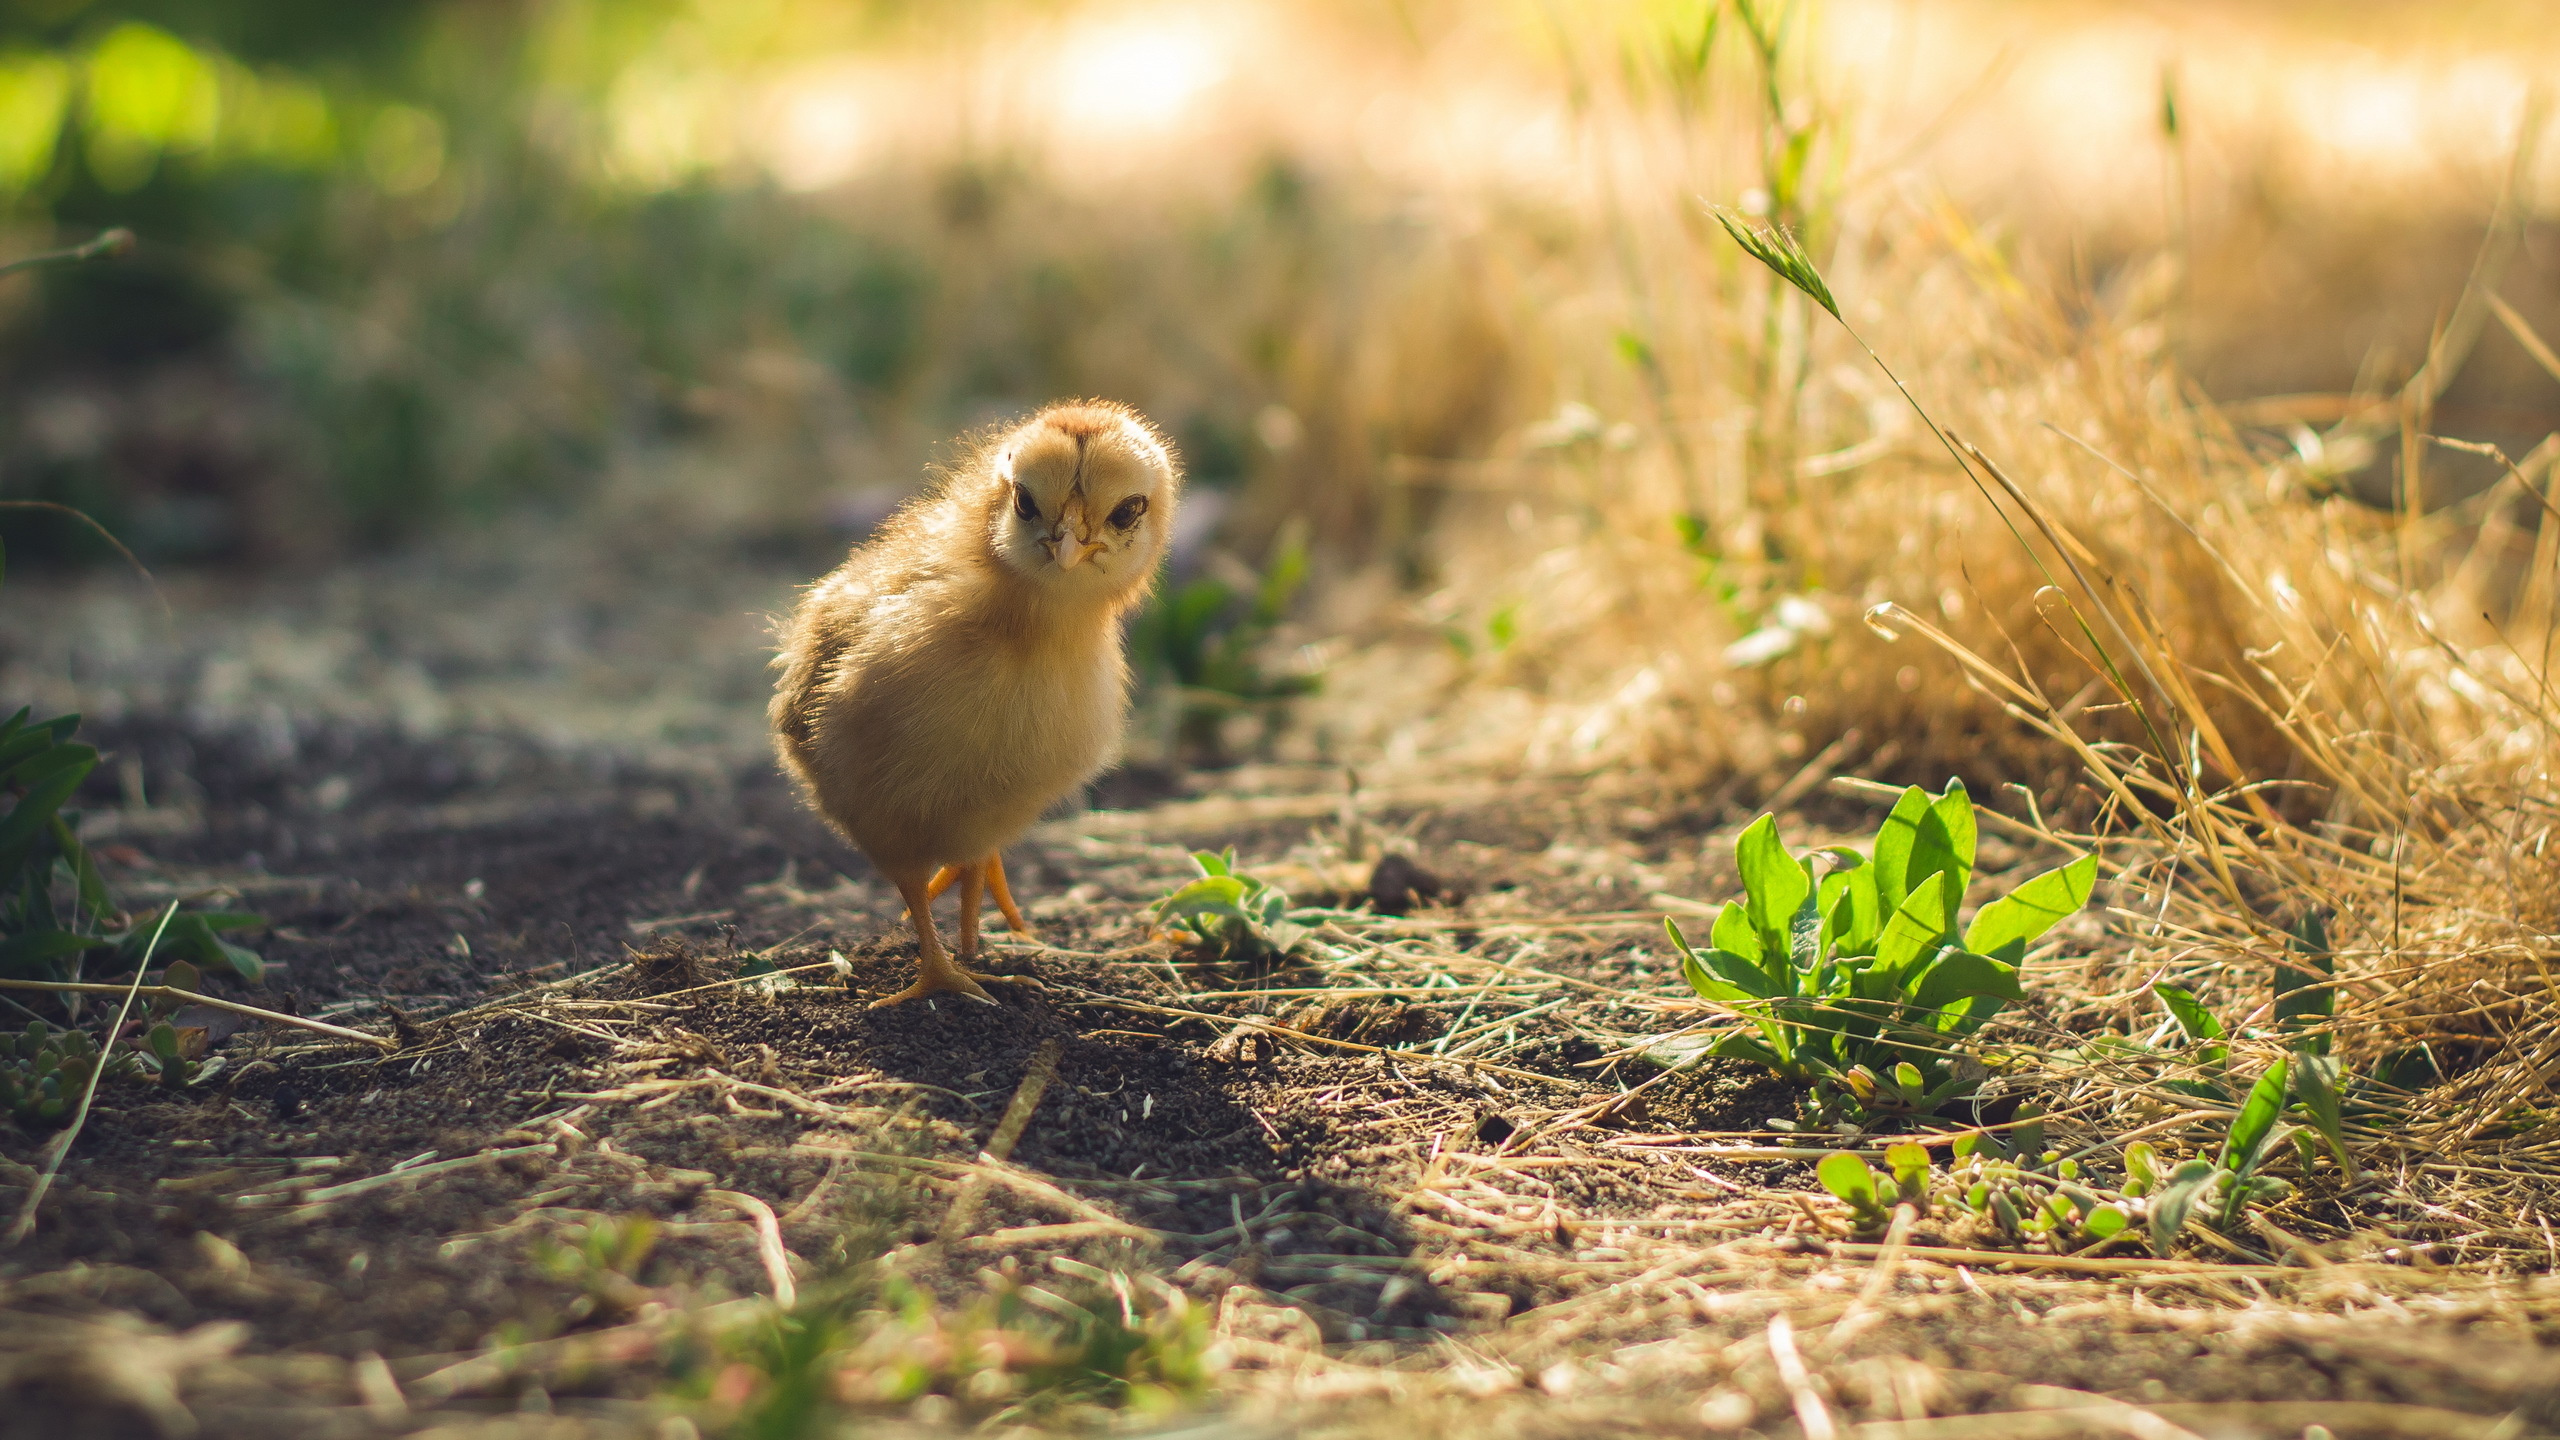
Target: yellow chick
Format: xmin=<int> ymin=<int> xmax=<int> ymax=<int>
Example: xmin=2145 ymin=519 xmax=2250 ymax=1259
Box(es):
xmin=771 ymin=400 xmax=1181 ymax=1006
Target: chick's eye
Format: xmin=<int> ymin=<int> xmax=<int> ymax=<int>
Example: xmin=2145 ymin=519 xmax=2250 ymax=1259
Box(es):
xmin=1013 ymin=484 xmax=1039 ymax=521
xmin=1107 ymin=495 xmax=1148 ymax=530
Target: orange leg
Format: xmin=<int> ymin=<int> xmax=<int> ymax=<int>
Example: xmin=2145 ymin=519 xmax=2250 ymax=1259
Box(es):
xmin=871 ymin=861 xmax=1042 ymax=1008
xmin=924 ymin=865 xmax=960 ymax=901
xmin=871 ymin=867 xmax=994 ymax=1008
xmin=957 ymin=862 xmax=985 ymax=959
xmin=984 ymin=852 xmax=1037 ymax=940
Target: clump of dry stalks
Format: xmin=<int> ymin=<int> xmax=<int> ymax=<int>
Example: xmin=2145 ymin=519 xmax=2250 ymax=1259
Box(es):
xmin=1355 ymin=124 xmax=2560 ymax=1257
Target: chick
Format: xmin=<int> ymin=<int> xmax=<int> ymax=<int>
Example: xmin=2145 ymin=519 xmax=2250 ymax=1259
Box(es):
xmin=772 ymin=400 xmax=1181 ymax=1006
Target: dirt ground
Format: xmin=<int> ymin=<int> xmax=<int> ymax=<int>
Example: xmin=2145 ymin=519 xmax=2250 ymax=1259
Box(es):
xmin=3 ymin=709 xmax=2558 ymax=1439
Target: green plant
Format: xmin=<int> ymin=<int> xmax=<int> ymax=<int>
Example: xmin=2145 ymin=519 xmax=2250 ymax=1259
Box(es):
xmin=2145 ymin=1057 xmax=2296 ymax=1251
xmin=1129 ymin=525 xmax=1318 ymax=759
xmin=1651 ymin=780 xmax=2096 ymax=1121
xmin=1151 ymin=850 xmax=1338 ymax=963
xmin=0 ymin=1020 xmax=135 ymax=1126
xmin=0 ymin=546 xmax=264 ymax=988
xmin=533 ymin=1215 xmax=660 ymax=1329
xmin=687 ymin=1262 xmax=1207 ymax=1438
xmin=2128 ymin=914 xmax=2380 ymax=1181
xmin=1815 ymin=1116 xmax=2132 ymax=1254
xmin=834 ymin=1265 xmax=1208 ymax=1421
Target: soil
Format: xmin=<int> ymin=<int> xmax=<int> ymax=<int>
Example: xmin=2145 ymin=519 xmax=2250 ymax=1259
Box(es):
xmin=2 ymin=713 xmax=2556 ymax=1439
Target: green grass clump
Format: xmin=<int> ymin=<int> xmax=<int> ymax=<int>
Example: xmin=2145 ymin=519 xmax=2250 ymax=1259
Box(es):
xmin=1151 ymin=849 xmax=1338 ymax=963
xmin=0 ymin=530 xmax=265 ymax=991
xmin=1651 ymin=780 xmax=2096 ymax=1123
xmin=680 ymin=1263 xmax=1208 ymax=1438
xmin=0 ymin=1020 xmax=131 ymax=1126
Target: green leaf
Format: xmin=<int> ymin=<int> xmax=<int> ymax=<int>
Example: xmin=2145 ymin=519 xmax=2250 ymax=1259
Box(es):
xmin=1669 ymin=918 xmax=1779 ymax=1002
xmin=1872 ymin=870 xmax=1956 ymax=986
xmin=1708 ymin=1030 xmax=1787 ymax=1070
xmin=1703 ymin=901 xmax=1761 ymax=972
xmin=1702 ymin=947 xmax=1786 ymax=1001
xmin=163 ymin=959 xmax=202 ymax=993
xmin=2274 ymin=910 xmax=2335 ymax=1052
xmin=1884 ymin=1141 xmax=1930 ymax=1200
xmin=1156 ymin=874 xmax=1248 ymax=918
xmin=2150 ymin=1158 xmax=2219 ymax=1254
xmin=1963 ymin=853 xmax=2097 ymax=962
xmin=2290 ymin=1047 xmax=2355 ymax=1180
xmin=2082 ymin=1203 xmax=2130 ymax=1240
xmin=1734 ymin=814 xmax=1808 ymax=956
xmin=2123 ymin=1141 xmax=2160 ymax=1197
xmin=2011 ymin=1105 xmax=2045 ymax=1160
xmin=1910 ymin=948 xmax=2025 ymax=1016
xmin=0 ymin=929 xmax=107 ymax=978
xmin=58 ymin=817 xmax=109 ymax=923
xmin=1818 ymin=855 xmax=1882 ymax=957
xmin=1872 ymin=785 xmax=1931 ymax=912
xmin=0 ymin=726 xmax=57 ymax=779
xmin=2150 ymin=983 xmax=2229 ymax=1066
xmin=1714 ymin=209 xmax=1840 ymax=321
xmin=2220 ymin=1057 xmax=2291 ymax=1180
xmin=1903 ymin=781 xmax=1976 ymax=919
xmin=0 ymin=740 xmax=96 ymax=870
xmin=1816 ymin=1150 xmax=1876 ymax=1206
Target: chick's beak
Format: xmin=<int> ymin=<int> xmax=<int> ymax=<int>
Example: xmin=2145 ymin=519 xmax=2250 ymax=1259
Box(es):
xmin=1047 ymin=503 xmax=1104 ymax=569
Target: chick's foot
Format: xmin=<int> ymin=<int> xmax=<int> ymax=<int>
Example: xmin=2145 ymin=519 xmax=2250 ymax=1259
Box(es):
xmin=868 ymin=957 xmax=1044 ymax=1008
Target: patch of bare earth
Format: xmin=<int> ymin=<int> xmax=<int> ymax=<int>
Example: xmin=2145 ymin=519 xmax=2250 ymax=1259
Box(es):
xmin=2 ymin=719 xmax=2555 ymax=1439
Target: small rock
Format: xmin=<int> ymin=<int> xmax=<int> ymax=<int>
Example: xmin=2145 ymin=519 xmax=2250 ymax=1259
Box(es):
xmin=1367 ymin=853 xmax=1442 ymax=915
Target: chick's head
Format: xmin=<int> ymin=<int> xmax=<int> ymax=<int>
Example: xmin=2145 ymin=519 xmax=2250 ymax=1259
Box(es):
xmin=989 ymin=402 xmax=1180 ymax=603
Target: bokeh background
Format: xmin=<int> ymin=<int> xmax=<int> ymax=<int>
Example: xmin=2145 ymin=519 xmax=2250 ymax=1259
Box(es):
xmin=2 ymin=0 xmax=2556 ymax=800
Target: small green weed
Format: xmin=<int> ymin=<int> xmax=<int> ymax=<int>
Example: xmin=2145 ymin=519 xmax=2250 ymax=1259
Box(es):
xmin=532 ymin=1215 xmax=659 ymax=1328
xmin=0 ymin=1020 xmax=133 ymax=1126
xmin=1816 ymin=1117 xmax=2134 ymax=1253
xmin=2074 ymin=913 xmax=2396 ymax=1183
xmin=833 ymin=1264 xmax=1208 ymax=1421
xmin=688 ymin=1263 xmax=1208 ymax=1437
xmin=1129 ymin=525 xmax=1318 ymax=761
xmin=1814 ymin=1071 xmax=2310 ymax=1258
xmin=0 ymin=534 xmax=264 ymax=991
xmin=1152 ymin=850 xmax=1338 ymax=962
xmin=1651 ymin=780 xmax=2096 ymax=1122
xmin=2137 ymin=1054 xmax=2299 ymax=1250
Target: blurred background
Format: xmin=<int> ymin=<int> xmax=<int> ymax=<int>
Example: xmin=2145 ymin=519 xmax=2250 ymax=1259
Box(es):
xmin=1 ymin=0 xmax=2554 ymax=799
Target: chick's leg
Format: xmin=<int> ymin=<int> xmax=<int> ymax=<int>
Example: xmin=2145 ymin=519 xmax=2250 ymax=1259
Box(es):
xmin=950 ymin=858 xmax=1041 ymax=988
xmin=984 ymin=852 xmax=1038 ymax=940
xmin=956 ymin=862 xmax=984 ymax=959
xmin=870 ymin=867 xmax=994 ymax=1007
